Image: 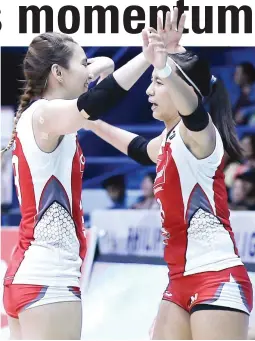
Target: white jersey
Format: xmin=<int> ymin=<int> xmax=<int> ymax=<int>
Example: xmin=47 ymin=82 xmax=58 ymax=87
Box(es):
xmin=4 ymin=100 xmax=87 ymax=287
xmin=153 ymin=122 xmax=243 ymax=278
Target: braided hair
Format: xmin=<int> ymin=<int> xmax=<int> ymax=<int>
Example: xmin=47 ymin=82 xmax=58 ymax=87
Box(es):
xmin=1 ymin=32 xmax=77 ymax=156
xmin=1 ymin=82 xmax=37 ymax=155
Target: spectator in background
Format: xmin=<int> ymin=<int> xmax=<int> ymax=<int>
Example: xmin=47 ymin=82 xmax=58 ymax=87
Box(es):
xmin=102 ymin=174 xmax=127 ymax=209
xmin=241 ymin=134 xmax=255 ymax=169
xmin=229 ymin=169 xmax=255 ymax=211
xmin=225 ymin=134 xmax=255 ymax=189
xmin=233 ymin=62 xmax=255 ymax=125
xmin=131 ymin=172 xmax=158 ymax=209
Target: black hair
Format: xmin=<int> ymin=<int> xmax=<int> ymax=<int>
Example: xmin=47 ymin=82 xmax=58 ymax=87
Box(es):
xmin=170 ymin=51 xmax=242 ymax=161
xmin=102 ymin=174 xmax=126 ymax=189
xmin=145 ymin=172 xmax=156 ymax=183
xmin=238 ymin=62 xmax=255 ymax=84
xmin=102 ymin=174 xmax=126 ymax=203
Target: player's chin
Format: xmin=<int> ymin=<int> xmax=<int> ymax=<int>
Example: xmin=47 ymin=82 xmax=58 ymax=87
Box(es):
xmin=75 ymin=84 xmax=88 ymax=96
xmin=152 ymin=110 xmax=164 ymax=121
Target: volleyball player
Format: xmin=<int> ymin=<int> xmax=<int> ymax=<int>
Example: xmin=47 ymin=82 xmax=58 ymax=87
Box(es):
xmin=2 ymin=32 xmax=152 ymax=339
xmin=83 ymin=10 xmax=253 ymax=339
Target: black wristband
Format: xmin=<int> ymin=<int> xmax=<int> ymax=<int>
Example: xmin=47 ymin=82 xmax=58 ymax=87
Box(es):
xmin=179 ymin=101 xmax=209 ymax=132
xmin=77 ymin=74 xmax=127 ymax=120
xmin=127 ymin=136 xmax=155 ymax=165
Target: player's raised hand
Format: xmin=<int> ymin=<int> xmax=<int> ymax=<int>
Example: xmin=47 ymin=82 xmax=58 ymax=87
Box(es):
xmin=142 ymin=28 xmax=167 ymax=70
xmin=157 ymin=8 xmax=186 ymax=54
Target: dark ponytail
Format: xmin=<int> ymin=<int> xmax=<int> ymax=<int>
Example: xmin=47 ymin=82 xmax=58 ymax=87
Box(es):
xmin=209 ymin=78 xmax=242 ymax=161
xmin=170 ymin=50 xmax=242 ymax=162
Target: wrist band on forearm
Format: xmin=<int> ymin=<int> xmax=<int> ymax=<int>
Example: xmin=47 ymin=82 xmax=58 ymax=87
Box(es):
xmin=156 ymin=63 xmax=172 ymax=78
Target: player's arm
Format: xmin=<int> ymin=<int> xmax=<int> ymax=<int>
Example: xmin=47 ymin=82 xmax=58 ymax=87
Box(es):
xmin=144 ymin=12 xmax=216 ymax=160
xmin=161 ymin=57 xmax=216 ymax=159
xmin=87 ymin=57 xmax=115 ymax=82
xmin=83 ymin=119 xmax=165 ymax=164
xmin=113 ymin=52 xmax=150 ymax=90
xmin=33 ymin=53 xmax=150 ymax=137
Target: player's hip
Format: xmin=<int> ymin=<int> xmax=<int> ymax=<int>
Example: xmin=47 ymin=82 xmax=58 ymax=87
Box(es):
xmin=163 ymin=265 xmax=253 ymax=315
xmin=3 ymin=284 xmax=81 ymax=319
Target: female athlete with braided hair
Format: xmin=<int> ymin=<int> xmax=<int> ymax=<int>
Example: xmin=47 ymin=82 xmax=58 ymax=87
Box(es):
xmin=2 ymin=32 xmax=153 ymax=339
xmin=84 ymin=10 xmax=253 ymax=339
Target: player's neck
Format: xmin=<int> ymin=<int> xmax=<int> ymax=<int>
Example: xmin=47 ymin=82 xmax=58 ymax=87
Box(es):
xmin=42 ymin=87 xmax=69 ymax=101
xmin=164 ymin=116 xmax=181 ymax=133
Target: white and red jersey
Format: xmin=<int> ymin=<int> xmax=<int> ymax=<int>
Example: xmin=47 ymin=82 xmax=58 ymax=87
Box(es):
xmin=4 ymin=99 xmax=87 ymax=287
xmin=154 ymin=122 xmax=243 ymax=279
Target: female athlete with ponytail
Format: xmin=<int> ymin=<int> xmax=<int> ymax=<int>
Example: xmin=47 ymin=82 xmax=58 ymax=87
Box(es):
xmin=2 ymin=32 xmax=152 ymax=339
xmin=84 ymin=10 xmax=253 ymax=339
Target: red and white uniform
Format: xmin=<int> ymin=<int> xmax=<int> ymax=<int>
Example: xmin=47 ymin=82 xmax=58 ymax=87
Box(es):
xmin=4 ymin=99 xmax=87 ymax=288
xmin=154 ymin=122 xmax=253 ymax=314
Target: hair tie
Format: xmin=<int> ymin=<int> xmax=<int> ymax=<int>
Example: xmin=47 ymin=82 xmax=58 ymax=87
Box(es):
xmin=202 ymin=75 xmax=217 ymax=104
xmin=210 ymin=75 xmax=217 ymax=86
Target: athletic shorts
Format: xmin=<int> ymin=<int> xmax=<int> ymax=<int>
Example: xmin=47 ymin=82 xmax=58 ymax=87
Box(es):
xmin=162 ymin=265 xmax=253 ymax=315
xmin=3 ymin=284 xmax=81 ymax=319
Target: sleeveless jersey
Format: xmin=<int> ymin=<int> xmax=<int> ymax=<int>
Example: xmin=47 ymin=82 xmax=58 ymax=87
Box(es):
xmin=4 ymin=99 xmax=87 ymax=287
xmin=153 ymin=122 xmax=243 ymax=279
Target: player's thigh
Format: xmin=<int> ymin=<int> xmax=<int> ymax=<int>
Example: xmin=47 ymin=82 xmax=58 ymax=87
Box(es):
xmin=19 ymin=301 xmax=82 ymax=340
xmin=7 ymin=316 xmax=22 ymax=340
xmin=191 ymin=307 xmax=249 ymax=340
xmin=152 ymin=300 xmax=192 ymax=340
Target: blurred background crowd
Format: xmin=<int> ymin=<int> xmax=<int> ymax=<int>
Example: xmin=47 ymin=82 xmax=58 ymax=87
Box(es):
xmin=1 ymin=46 xmax=255 ymax=227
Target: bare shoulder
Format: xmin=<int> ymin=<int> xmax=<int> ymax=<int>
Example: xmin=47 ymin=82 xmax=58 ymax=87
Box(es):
xmin=32 ymin=98 xmax=86 ymax=136
xmin=32 ymin=100 xmax=61 ymax=152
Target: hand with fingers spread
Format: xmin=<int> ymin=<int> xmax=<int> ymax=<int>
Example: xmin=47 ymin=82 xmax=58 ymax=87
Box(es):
xmin=157 ymin=8 xmax=186 ymax=54
xmin=142 ymin=29 xmax=167 ymax=70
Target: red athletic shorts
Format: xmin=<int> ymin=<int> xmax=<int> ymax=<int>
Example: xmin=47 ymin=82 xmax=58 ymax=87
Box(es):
xmin=162 ymin=265 xmax=253 ymax=315
xmin=3 ymin=284 xmax=81 ymax=319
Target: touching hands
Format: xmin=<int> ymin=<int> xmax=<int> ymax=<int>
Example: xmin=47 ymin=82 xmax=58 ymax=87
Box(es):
xmin=142 ymin=28 xmax=167 ymax=70
xmin=157 ymin=8 xmax=186 ymax=54
xmin=142 ymin=8 xmax=186 ymax=70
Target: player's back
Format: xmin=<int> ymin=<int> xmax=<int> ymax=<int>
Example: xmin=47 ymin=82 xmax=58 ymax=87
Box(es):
xmin=154 ymin=122 xmax=243 ymax=278
xmin=4 ymin=99 xmax=86 ymax=287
